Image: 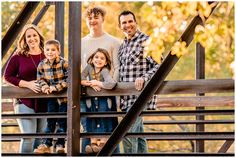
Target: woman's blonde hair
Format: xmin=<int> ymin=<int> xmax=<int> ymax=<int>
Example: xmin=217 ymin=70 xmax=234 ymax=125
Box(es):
xmin=17 ymin=24 xmax=44 ymax=56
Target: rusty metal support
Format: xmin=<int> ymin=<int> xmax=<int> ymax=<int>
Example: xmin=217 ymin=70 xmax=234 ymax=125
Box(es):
xmin=32 ymin=3 xmax=50 ymax=25
xmin=195 ymin=24 xmax=205 ymax=152
xmin=2 ymin=119 xmax=234 ymax=127
xmin=218 ymin=140 xmax=235 ymax=153
xmin=2 ymin=109 xmax=234 ymax=119
xmin=2 ymin=2 xmax=39 ymax=58
xmin=55 ymin=2 xmax=64 ymax=57
xmin=1 ymin=152 xmax=234 ymax=156
xmin=98 ymin=2 xmax=218 ymax=156
xmin=67 ymin=1 xmax=81 ymax=156
xmin=2 ymin=112 xmax=67 ymax=119
xmin=2 ymin=133 xmax=66 ymax=140
xmin=80 ymin=132 xmax=234 ymax=140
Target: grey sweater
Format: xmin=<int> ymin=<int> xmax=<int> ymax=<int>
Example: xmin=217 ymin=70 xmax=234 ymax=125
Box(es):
xmin=81 ymin=64 xmax=117 ymax=89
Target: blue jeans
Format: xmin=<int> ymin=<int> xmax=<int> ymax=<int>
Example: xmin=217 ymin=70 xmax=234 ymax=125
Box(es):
xmin=89 ymin=97 xmax=112 ymax=133
xmin=13 ymin=101 xmax=46 ymax=153
xmin=80 ymin=99 xmax=90 ymax=153
xmin=80 ymin=97 xmax=120 ymax=153
xmin=122 ymin=107 xmax=147 ymax=153
xmin=43 ymin=99 xmax=67 ymax=147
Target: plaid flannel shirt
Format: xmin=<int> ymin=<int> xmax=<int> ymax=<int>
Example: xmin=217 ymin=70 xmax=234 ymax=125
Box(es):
xmin=37 ymin=56 xmax=68 ymax=105
xmin=118 ymin=30 xmax=160 ymax=110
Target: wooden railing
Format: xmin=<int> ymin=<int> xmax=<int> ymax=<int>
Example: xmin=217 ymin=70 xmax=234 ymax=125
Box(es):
xmin=2 ymin=79 xmax=234 ymax=98
xmin=1 ymin=79 xmax=234 ymax=156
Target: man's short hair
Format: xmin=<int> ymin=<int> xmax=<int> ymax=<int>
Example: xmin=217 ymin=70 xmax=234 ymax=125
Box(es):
xmin=45 ymin=39 xmax=61 ymax=52
xmin=118 ymin=10 xmax=137 ymax=24
xmin=84 ymin=6 xmax=106 ymax=18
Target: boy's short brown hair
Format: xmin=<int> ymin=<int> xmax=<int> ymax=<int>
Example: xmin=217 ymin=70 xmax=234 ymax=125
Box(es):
xmin=84 ymin=6 xmax=106 ymax=18
xmin=45 ymin=39 xmax=61 ymax=52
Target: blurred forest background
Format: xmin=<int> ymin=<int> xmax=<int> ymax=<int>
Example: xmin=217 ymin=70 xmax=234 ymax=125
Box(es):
xmin=1 ymin=1 xmax=234 ymax=153
xmin=2 ymin=1 xmax=235 ymax=80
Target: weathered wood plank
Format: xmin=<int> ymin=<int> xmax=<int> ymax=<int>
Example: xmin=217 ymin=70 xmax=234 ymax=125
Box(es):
xmin=156 ymin=96 xmax=234 ymax=107
xmin=1 ymin=79 xmax=234 ymax=99
xmin=1 ymin=132 xmax=234 ymax=140
xmin=2 ymin=96 xmax=234 ymax=112
xmin=1 ymin=102 xmax=14 ymax=112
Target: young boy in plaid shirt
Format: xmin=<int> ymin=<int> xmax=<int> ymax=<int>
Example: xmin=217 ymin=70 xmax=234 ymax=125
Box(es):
xmin=34 ymin=39 xmax=68 ymax=154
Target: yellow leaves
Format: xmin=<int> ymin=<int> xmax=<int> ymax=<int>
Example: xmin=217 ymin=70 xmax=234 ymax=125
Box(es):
xmin=151 ymin=50 xmax=163 ymax=64
xmin=230 ymin=61 xmax=235 ymax=79
xmin=171 ymin=41 xmax=188 ymax=58
xmin=143 ymin=37 xmax=164 ymax=64
xmin=197 ymin=2 xmax=217 ymax=22
xmin=194 ymin=25 xmax=213 ymax=48
xmin=198 ymin=2 xmax=212 ymax=17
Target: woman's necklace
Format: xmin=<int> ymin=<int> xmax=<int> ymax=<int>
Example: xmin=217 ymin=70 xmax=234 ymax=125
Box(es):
xmin=30 ymin=53 xmax=42 ymax=69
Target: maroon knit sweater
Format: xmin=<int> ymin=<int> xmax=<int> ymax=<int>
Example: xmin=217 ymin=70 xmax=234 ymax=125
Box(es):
xmin=4 ymin=53 xmax=46 ymax=112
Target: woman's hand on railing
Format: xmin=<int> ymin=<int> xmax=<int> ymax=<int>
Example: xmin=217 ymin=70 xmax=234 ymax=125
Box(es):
xmin=19 ymin=80 xmax=41 ymax=93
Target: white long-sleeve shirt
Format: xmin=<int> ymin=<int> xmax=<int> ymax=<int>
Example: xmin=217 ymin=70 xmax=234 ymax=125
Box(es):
xmin=81 ymin=32 xmax=121 ymax=81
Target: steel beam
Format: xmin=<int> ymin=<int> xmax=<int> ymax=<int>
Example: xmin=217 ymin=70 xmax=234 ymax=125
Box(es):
xmin=2 ymin=133 xmax=66 ymax=140
xmin=2 ymin=109 xmax=234 ymax=119
xmin=67 ymin=2 xmax=81 ymax=156
xmin=80 ymin=132 xmax=234 ymax=140
xmin=1 ymin=152 xmax=234 ymax=157
xmin=32 ymin=3 xmax=50 ymax=25
xmin=218 ymin=140 xmax=235 ymax=153
xmin=55 ymin=2 xmax=64 ymax=57
xmin=195 ymin=20 xmax=205 ymax=153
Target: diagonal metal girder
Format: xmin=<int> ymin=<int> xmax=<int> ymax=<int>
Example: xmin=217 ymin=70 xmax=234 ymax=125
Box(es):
xmin=98 ymin=2 xmax=219 ymax=156
xmin=2 ymin=2 xmax=40 ymax=58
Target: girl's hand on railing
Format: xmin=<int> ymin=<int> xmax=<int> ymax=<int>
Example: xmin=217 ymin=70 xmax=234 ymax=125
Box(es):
xmin=91 ymin=85 xmax=101 ymax=92
xmin=90 ymin=80 xmax=102 ymax=87
xmin=81 ymin=80 xmax=92 ymax=86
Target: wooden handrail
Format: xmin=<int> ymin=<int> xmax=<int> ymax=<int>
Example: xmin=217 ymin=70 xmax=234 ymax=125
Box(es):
xmin=1 ymin=79 xmax=234 ymax=99
xmin=2 ymin=96 xmax=234 ymax=112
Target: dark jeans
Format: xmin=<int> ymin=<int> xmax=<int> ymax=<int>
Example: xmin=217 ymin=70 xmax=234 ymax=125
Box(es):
xmin=80 ymin=96 xmax=120 ymax=153
xmin=43 ymin=99 xmax=67 ymax=147
xmin=122 ymin=107 xmax=147 ymax=153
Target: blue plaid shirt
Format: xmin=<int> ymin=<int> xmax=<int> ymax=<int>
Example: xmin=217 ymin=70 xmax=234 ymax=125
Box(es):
xmin=118 ymin=30 xmax=160 ymax=110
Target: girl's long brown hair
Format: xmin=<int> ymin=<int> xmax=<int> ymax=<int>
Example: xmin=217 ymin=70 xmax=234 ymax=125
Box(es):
xmin=17 ymin=24 xmax=44 ymax=56
xmin=87 ymin=48 xmax=112 ymax=70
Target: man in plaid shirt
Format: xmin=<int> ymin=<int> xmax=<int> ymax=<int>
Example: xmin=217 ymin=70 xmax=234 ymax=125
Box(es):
xmin=118 ymin=11 xmax=160 ymax=153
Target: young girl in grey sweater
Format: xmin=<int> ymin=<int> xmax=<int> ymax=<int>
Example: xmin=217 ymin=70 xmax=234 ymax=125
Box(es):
xmin=81 ymin=48 xmax=117 ymax=153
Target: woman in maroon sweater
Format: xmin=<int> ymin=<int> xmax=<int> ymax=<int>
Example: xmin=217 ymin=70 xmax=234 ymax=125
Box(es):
xmin=4 ymin=24 xmax=47 ymax=153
